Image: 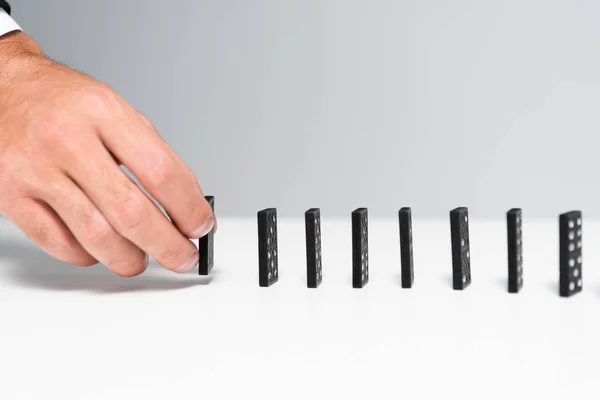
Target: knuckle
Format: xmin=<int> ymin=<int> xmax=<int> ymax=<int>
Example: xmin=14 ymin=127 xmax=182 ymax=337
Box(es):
xmin=138 ymin=112 xmax=154 ymax=129
xmin=78 ymin=208 xmax=113 ymax=248
xmin=40 ymin=171 xmax=71 ymax=200
xmin=27 ymin=216 xmax=97 ymax=267
xmin=183 ymin=166 xmax=198 ymax=184
xmin=80 ymin=84 xmax=117 ymax=111
xmin=113 ymin=189 xmax=146 ymax=233
xmin=144 ymin=153 xmax=174 ymax=189
xmin=157 ymin=245 xmax=186 ymax=267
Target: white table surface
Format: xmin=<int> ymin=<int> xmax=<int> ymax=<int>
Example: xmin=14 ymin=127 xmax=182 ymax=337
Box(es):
xmin=1 ymin=217 xmax=600 ymax=399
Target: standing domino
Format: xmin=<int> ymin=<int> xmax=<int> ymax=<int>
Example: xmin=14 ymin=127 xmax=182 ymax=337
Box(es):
xmin=352 ymin=208 xmax=369 ymax=288
xmin=258 ymin=208 xmax=279 ymax=287
xmin=506 ymin=208 xmax=523 ymax=293
xmin=559 ymin=211 xmax=582 ymax=297
xmin=305 ymin=208 xmax=323 ymax=288
xmin=198 ymin=196 xmax=215 ymax=275
xmin=398 ymin=207 xmax=414 ymax=288
xmin=450 ymin=207 xmax=471 ymax=290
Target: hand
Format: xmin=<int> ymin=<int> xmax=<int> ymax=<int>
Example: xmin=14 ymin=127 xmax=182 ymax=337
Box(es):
xmin=0 ymin=32 xmax=215 ymax=277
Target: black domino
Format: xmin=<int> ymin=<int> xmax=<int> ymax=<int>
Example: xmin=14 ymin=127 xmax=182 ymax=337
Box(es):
xmin=198 ymin=195 xmax=215 ymax=275
xmin=398 ymin=207 xmax=414 ymax=288
xmin=559 ymin=211 xmax=583 ymax=297
xmin=258 ymin=208 xmax=278 ymax=287
xmin=506 ymin=208 xmax=523 ymax=293
xmin=352 ymin=208 xmax=369 ymax=288
xmin=450 ymin=207 xmax=471 ymax=290
xmin=305 ymin=208 xmax=322 ymax=288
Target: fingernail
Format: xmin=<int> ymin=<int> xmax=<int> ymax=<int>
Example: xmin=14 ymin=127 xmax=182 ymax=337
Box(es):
xmin=213 ymin=216 xmax=218 ymax=233
xmin=191 ymin=216 xmax=215 ymax=239
xmin=175 ymin=252 xmax=199 ymax=273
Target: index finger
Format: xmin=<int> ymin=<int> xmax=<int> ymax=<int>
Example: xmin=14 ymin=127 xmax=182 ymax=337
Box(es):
xmin=94 ymin=92 xmax=215 ymax=239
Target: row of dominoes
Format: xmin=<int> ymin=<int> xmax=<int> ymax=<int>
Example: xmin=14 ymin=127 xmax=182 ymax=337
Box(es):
xmin=196 ymin=197 xmax=582 ymax=297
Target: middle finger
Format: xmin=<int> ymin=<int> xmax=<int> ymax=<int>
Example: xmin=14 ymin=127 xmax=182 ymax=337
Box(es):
xmin=57 ymin=135 xmax=199 ymax=273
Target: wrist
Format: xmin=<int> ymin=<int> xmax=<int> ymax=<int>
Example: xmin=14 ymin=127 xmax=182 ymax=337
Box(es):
xmin=0 ymin=31 xmax=48 ymax=86
xmin=0 ymin=30 xmax=43 ymax=55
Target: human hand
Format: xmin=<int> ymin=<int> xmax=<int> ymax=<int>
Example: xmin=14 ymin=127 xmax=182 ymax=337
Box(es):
xmin=0 ymin=32 xmax=215 ymax=277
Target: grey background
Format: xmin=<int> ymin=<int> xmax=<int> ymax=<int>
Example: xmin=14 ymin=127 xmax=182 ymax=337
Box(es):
xmin=11 ymin=0 xmax=600 ymax=218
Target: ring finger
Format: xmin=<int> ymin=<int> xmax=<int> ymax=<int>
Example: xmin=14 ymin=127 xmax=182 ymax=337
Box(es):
xmin=39 ymin=173 xmax=148 ymax=277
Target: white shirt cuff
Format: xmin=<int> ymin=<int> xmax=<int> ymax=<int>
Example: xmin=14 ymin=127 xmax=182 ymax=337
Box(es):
xmin=0 ymin=9 xmax=21 ymax=38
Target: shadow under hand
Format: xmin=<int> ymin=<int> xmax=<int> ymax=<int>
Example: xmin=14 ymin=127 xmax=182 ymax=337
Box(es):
xmin=0 ymin=240 xmax=213 ymax=294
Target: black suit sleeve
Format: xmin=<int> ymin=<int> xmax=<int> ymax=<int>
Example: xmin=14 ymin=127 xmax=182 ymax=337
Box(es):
xmin=0 ymin=1 xmax=10 ymax=14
